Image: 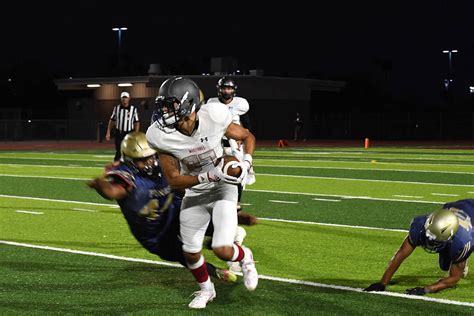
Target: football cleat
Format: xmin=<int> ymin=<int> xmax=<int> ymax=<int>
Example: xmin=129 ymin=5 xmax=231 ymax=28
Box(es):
xmin=188 ymin=283 xmax=216 ymax=309
xmin=227 ymin=261 xmax=242 ymax=273
xmin=216 ymin=268 xmax=237 ymax=283
xmin=240 ymin=246 xmax=258 ymax=291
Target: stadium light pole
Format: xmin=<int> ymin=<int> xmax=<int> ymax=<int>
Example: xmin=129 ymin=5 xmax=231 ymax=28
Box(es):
xmin=112 ymin=27 xmax=127 ymax=72
xmin=442 ymin=49 xmax=458 ymax=79
xmin=112 ymin=27 xmax=128 ymax=51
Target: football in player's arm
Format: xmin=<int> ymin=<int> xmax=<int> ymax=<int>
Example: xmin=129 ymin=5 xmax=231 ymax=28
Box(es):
xmin=364 ymin=199 xmax=473 ymax=295
xmin=87 ymin=132 xmax=236 ymax=282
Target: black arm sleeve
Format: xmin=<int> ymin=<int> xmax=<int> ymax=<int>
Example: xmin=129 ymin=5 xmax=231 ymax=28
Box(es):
xmin=240 ymin=112 xmax=252 ymax=131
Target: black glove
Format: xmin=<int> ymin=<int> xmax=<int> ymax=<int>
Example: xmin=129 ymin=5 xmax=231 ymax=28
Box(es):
xmin=363 ymin=282 xmax=385 ymax=292
xmin=405 ymin=287 xmax=426 ymax=296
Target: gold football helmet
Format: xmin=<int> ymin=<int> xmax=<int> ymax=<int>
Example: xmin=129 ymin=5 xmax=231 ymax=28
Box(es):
xmin=121 ymin=132 xmax=157 ymax=174
xmin=423 ymin=208 xmax=459 ymax=253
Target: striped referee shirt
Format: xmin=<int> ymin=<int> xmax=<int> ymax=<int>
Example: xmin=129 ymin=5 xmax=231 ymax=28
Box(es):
xmin=110 ymin=104 xmax=139 ymax=133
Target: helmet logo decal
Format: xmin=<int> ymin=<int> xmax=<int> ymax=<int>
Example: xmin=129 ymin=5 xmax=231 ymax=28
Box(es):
xmin=180 ymin=91 xmax=189 ymax=105
xmin=440 ymin=226 xmax=449 ymax=234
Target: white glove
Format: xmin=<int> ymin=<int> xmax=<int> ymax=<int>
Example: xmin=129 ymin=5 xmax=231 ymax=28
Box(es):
xmin=198 ymin=164 xmax=240 ymax=185
xmin=234 ymin=154 xmax=252 ymax=184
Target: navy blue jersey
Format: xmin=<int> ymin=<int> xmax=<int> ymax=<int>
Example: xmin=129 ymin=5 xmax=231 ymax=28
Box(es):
xmin=408 ymin=199 xmax=474 ymax=266
xmin=106 ymin=163 xmax=185 ymax=264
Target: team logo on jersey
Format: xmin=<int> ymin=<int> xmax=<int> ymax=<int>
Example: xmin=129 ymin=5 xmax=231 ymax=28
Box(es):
xmin=200 ymin=137 xmax=208 ymax=142
xmin=189 ymin=145 xmax=206 ymax=153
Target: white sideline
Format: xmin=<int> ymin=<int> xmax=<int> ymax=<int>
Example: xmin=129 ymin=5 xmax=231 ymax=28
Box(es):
xmin=259 ymin=217 xmax=408 ymax=233
xmin=1 ymin=240 xmax=473 ymax=308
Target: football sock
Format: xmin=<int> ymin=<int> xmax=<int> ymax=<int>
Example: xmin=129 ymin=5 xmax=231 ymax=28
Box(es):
xmin=188 ymin=255 xmax=209 ymax=284
xmin=231 ymin=244 xmax=245 ymax=262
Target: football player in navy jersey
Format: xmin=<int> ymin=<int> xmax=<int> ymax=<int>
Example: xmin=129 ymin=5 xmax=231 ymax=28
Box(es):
xmin=364 ymin=199 xmax=473 ymax=295
xmin=87 ymin=132 xmax=236 ymax=283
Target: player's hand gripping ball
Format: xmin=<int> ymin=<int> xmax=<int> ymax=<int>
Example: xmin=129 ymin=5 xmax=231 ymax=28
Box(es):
xmin=221 ymin=155 xmax=242 ymax=178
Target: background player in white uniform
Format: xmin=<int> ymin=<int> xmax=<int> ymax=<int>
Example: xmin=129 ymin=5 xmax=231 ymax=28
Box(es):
xmin=207 ymin=77 xmax=257 ymax=226
xmin=146 ymin=76 xmax=258 ymax=309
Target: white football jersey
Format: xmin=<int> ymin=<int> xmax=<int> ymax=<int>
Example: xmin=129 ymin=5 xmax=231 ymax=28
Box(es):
xmin=146 ymin=102 xmax=232 ymax=195
xmin=207 ymin=96 xmax=249 ymax=125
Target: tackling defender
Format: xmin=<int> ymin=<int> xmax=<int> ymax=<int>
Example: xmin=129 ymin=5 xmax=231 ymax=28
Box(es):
xmin=87 ymin=132 xmax=236 ymax=283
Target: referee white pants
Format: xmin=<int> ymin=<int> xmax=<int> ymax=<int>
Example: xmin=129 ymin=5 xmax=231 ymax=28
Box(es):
xmin=180 ymin=183 xmax=238 ymax=253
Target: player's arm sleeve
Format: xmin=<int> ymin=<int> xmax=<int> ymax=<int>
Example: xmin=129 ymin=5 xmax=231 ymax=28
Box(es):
xmin=453 ymin=243 xmax=472 ymax=263
xmin=88 ymin=170 xmax=134 ymax=200
xmin=407 ymin=217 xmax=423 ymax=247
xmin=208 ymin=103 xmax=233 ymax=132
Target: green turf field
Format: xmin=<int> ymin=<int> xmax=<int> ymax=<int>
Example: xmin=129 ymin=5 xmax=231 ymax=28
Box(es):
xmin=1 ymin=146 xmax=473 ymax=314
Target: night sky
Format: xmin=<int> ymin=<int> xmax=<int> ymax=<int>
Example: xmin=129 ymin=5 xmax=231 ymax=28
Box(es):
xmin=2 ymin=1 xmax=474 ymax=108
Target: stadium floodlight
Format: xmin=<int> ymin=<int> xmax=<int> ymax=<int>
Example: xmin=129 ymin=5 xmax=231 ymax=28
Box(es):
xmin=112 ymin=27 xmax=127 ymax=49
xmin=470 ymin=86 xmax=474 ymax=94
xmin=442 ymin=50 xmax=458 ymax=89
xmin=86 ymin=84 xmax=101 ymax=88
xmin=117 ymin=83 xmax=133 ymax=87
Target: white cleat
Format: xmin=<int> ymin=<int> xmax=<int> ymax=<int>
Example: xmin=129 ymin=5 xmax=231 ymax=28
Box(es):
xmin=227 ymin=260 xmax=242 ymax=273
xmin=188 ymin=283 xmax=216 ymax=309
xmin=240 ymin=246 xmax=258 ymax=291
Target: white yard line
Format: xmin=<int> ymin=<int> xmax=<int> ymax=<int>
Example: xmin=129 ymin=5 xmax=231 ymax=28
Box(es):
xmin=259 ymin=217 xmax=408 ymax=233
xmin=268 ymin=200 xmax=299 ymax=204
xmin=1 ymin=240 xmax=472 ymax=308
xmin=72 ymin=208 xmax=98 ymax=213
xmin=0 ymin=173 xmax=86 ymax=181
xmin=257 ymin=158 xmax=474 ymax=168
xmin=258 ymin=173 xmax=474 ymax=187
xmin=257 ymin=164 xmax=474 ymax=175
xmin=0 ymin=156 xmax=107 ymax=162
xmin=0 ymin=163 xmax=101 ymax=170
xmin=0 ymin=194 xmax=115 ymax=207
xmin=15 ymin=210 xmax=44 ymax=215
xmin=1 ymin=171 xmax=472 ymax=187
xmin=431 ymin=193 xmax=460 ymax=197
xmin=0 ymin=194 xmax=407 ymax=232
xmin=312 ymin=198 xmax=341 ymax=202
xmin=245 ymin=189 xmax=445 ymax=205
xmin=392 ymin=195 xmax=423 ymax=199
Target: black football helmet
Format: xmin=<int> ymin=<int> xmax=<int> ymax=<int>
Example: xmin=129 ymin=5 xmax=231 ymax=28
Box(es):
xmin=154 ymin=76 xmax=201 ymax=131
xmin=217 ymin=76 xmax=237 ymax=101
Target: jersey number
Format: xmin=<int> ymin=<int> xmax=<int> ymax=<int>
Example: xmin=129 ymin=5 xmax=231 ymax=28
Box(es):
xmin=451 ymin=208 xmax=473 ymax=231
xmin=138 ymin=194 xmax=174 ymax=221
xmin=182 ymin=149 xmax=217 ymax=173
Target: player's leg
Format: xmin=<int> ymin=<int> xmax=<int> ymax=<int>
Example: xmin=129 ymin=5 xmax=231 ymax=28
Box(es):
xmin=211 ymin=184 xmax=259 ymax=291
xmin=180 ymin=197 xmax=215 ymax=309
xmin=114 ymin=132 xmax=124 ymax=161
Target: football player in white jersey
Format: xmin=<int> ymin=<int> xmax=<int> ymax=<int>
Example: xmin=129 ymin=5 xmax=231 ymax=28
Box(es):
xmin=207 ymin=77 xmax=257 ymax=227
xmin=146 ymin=76 xmax=258 ymax=309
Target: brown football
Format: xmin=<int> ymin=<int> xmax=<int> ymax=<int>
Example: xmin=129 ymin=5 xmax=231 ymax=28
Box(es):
xmin=221 ymin=155 xmax=242 ymax=178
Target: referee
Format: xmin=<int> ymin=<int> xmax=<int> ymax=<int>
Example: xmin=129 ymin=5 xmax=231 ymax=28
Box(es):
xmin=105 ymin=91 xmax=140 ymax=162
